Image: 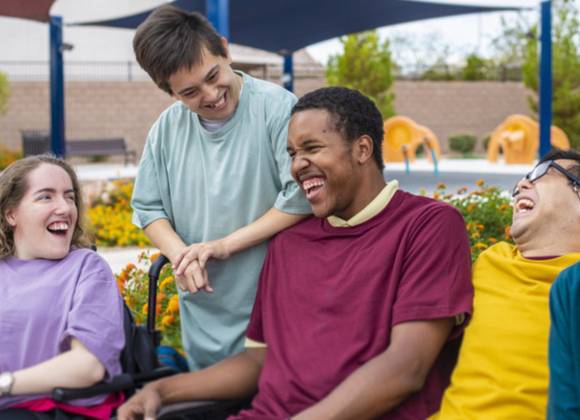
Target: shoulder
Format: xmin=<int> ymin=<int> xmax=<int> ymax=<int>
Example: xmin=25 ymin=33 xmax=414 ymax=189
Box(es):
xmin=66 ymin=248 xmax=113 ymax=275
xmin=476 ymin=241 xmax=516 ymax=262
xmin=552 ymin=262 xmax=580 ymax=295
xmin=270 ymin=216 xmax=321 ymax=245
xmin=148 ymin=102 xmax=192 ymax=142
xmin=396 ymin=190 xmax=465 ymax=227
xmin=244 ymin=73 xmax=297 ymax=111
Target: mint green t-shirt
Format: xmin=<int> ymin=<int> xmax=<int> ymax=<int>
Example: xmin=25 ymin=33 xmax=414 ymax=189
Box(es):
xmin=132 ymin=72 xmax=310 ymax=370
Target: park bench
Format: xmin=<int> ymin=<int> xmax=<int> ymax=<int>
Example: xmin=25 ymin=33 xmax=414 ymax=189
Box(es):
xmin=67 ymin=138 xmax=136 ymax=165
xmin=21 ymin=131 xmax=136 ymax=165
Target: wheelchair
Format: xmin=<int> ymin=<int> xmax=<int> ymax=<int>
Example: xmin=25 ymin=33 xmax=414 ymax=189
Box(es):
xmin=52 ymin=255 xmax=251 ymax=420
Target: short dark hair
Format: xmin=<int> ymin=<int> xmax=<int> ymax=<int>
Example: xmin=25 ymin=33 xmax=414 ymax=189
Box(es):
xmin=291 ymin=87 xmax=385 ymax=170
xmin=133 ymin=4 xmax=228 ymax=95
xmin=540 ymin=148 xmax=580 ymax=178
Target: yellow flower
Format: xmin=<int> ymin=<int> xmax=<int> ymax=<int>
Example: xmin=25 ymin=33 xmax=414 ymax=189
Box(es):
xmin=433 ymin=192 xmax=441 ymax=200
xmin=436 ymin=182 xmax=447 ymax=190
xmin=167 ymin=295 xmax=180 ymax=314
xmin=467 ymin=203 xmax=477 ymax=213
xmin=474 ymin=242 xmax=487 ymax=250
xmin=161 ymin=315 xmax=176 ymax=327
xmin=160 ymin=277 xmax=174 ymax=291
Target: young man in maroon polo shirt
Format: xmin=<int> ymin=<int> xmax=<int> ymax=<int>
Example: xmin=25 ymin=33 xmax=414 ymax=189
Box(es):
xmin=118 ymin=87 xmax=473 ymax=420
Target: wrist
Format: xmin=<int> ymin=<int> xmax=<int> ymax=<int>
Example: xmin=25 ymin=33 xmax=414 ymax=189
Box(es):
xmin=0 ymin=372 xmax=15 ymax=396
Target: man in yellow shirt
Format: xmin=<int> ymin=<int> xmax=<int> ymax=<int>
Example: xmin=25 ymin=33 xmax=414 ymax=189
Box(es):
xmin=432 ymin=148 xmax=580 ymax=419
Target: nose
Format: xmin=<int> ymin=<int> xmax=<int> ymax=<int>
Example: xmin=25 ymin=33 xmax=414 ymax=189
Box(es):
xmin=513 ymin=176 xmax=532 ymax=197
xmin=54 ymin=196 xmax=72 ymax=215
xmin=291 ymin=153 xmax=310 ymax=179
xmin=201 ymin=84 xmax=220 ymax=102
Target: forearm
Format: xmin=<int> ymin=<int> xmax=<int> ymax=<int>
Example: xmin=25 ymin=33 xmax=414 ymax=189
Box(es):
xmin=153 ymin=349 xmax=264 ymax=405
xmin=222 ymin=208 xmax=307 ymax=256
xmin=11 ymin=339 xmax=105 ymax=395
xmin=294 ymin=352 xmax=421 ymax=420
xmin=143 ymin=219 xmax=186 ymax=263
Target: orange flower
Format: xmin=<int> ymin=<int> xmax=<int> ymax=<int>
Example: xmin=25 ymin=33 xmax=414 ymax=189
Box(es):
xmin=160 ymin=276 xmax=174 ymax=291
xmin=125 ymin=263 xmax=136 ymax=271
xmin=433 ymin=192 xmax=441 ymax=200
xmin=500 ymin=203 xmax=511 ymax=211
xmin=142 ymin=303 xmax=148 ymax=315
xmin=457 ymin=187 xmax=468 ymax=195
xmin=166 ymin=295 xmax=180 ymax=314
xmin=467 ymin=203 xmax=477 ymax=213
xmin=150 ymin=252 xmax=161 ymax=263
xmin=476 ymin=224 xmax=485 ymax=231
xmin=436 ymin=182 xmax=447 ymax=190
xmin=475 ymin=179 xmax=485 ymax=188
xmin=505 ymin=225 xmax=511 ymax=239
xmin=161 ymin=315 xmax=176 ymax=327
xmin=474 ymin=242 xmax=487 ymax=250
xmin=488 ymin=237 xmax=497 ymax=244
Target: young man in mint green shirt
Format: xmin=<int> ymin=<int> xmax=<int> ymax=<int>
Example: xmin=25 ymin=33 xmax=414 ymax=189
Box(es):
xmin=131 ymin=5 xmax=310 ymax=370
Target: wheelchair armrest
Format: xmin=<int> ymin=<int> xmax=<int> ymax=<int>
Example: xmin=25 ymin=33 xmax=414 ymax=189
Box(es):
xmin=52 ymin=373 xmax=134 ymax=402
xmin=133 ymin=366 xmax=177 ymax=385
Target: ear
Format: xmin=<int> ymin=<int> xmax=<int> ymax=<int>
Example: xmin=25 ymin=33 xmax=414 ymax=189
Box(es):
xmin=353 ymin=135 xmax=374 ymax=165
xmin=220 ymin=37 xmax=232 ymax=61
xmin=4 ymin=209 xmax=16 ymax=227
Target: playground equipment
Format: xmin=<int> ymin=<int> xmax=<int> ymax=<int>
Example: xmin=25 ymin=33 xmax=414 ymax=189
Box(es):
xmin=383 ymin=116 xmax=441 ymax=175
xmin=487 ymin=114 xmax=570 ymax=164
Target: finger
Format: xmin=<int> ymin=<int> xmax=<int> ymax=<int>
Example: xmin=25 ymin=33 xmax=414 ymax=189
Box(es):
xmin=184 ymin=267 xmax=202 ymax=294
xmin=174 ymin=274 xmax=189 ymax=292
xmin=190 ymin=261 xmax=207 ymax=291
xmin=202 ymin=268 xmax=213 ymax=293
xmin=174 ymin=251 xmax=199 ymax=276
xmin=198 ymin=248 xmax=212 ymax=271
xmin=143 ymin=395 xmax=160 ymax=420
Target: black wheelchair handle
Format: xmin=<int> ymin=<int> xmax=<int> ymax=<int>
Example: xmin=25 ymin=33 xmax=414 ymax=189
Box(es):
xmin=147 ymin=254 xmax=170 ymax=336
xmin=52 ymin=373 xmax=134 ymax=402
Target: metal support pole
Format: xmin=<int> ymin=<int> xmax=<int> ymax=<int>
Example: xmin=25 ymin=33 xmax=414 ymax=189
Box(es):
xmin=283 ymin=53 xmax=294 ymax=92
xmin=539 ymin=0 xmax=552 ymax=158
xmin=207 ymin=0 xmax=229 ymax=38
xmin=49 ymin=16 xmax=66 ymax=157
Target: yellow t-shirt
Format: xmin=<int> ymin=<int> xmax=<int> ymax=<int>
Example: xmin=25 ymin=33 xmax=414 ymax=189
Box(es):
xmin=431 ymin=242 xmax=580 ymax=420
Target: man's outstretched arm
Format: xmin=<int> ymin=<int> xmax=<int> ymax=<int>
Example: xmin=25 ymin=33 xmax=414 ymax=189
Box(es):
xmin=293 ymin=318 xmax=454 ymax=420
xmin=117 ymin=347 xmax=266 ymax=420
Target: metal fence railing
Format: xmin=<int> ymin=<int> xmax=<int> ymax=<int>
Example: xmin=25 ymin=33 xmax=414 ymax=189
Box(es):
xmin=0 ymin=60 xmax=151 ymax=82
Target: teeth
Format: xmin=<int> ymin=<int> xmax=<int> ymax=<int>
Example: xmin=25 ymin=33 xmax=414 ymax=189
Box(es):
xmin=207 ymin=94 xmax=225 ymax=109
xmin=302 ymin=179 xmax=325 ymax=192
xmin=48 ymin=222 xmax=69 ymax=231
xmin=516 ymin=198 xmax=534 ymax=212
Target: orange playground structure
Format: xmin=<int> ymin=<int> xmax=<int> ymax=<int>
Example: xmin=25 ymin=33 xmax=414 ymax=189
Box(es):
xmin=487 ymin=114 xmax=570 ymax=164
xmin=382 ymin=116 xmax=441 ymax=163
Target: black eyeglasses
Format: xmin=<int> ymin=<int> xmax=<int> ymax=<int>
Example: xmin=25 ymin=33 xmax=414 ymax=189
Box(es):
xmin=512 ymin=160 xmax=580 ymax=197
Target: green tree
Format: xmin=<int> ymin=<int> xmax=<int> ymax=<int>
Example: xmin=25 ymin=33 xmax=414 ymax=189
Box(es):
xmin=326 ymin=30 xmax=395 ymax=118
xmin=0 ymin=71 xmax=9 ymax=115
xmin=461 ymin=53 xmax=493 ymax=81
xmin=522 ymin=0 xmax=580 ymax=149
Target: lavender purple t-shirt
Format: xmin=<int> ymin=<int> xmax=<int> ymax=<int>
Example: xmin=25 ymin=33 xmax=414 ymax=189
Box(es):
xmin=0 ymin=248 xmax=124 ymax=409
xmin=234 ymin=190 xmax=473 ymax=419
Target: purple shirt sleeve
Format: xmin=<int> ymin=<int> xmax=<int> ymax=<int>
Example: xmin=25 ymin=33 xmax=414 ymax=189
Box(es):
xmin=60 ymin=251 xmax=125 ymax=379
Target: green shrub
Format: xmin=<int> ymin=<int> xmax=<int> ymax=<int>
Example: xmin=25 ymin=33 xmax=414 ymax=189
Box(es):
xmin=482 ymin=133 xmax=492 ymax=151
xmin=449 ymin=133 xmax=477 ymax=155
xmin=429 ymin=180 xmax=514 ymax=262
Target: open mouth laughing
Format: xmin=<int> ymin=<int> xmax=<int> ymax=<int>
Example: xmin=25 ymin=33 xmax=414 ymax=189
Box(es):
xmin=301 ymin=176 xmax=326 ymax=200
xmin=47 ymin=221 xmax=70 ymax=237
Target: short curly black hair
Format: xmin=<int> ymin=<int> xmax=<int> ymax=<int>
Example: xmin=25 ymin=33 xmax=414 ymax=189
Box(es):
xmin=291 ymin=87 xmax=384 ymax=170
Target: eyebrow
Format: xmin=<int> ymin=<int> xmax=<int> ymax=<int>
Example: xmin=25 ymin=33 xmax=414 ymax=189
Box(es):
xmin=177 ymin=65 xmax=219 ymax=96
xmin=33 ymin=188 xmax=75 ymax=195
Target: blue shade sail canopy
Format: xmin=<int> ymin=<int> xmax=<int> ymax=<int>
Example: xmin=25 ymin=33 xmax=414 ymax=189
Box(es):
xmin=76 ymin=0 xmax=522 ymax=53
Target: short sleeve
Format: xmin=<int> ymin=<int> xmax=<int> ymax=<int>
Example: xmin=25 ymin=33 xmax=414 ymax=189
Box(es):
xmin=266 ymin=91 xmax=311 ymax=215
xmin=392 ymin=203 xmax=473 ymax=337
xmin=548 ymin=263 xmax=580 ymax=419
xmin=131 ymin=128 xmax=170 ymax=229
xmin=61 ymin=252 xmax=125 ymax=379
xmin=245 ymin=246 xmax=272 ymax=344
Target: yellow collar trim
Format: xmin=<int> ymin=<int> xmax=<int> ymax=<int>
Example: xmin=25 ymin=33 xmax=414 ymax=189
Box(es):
xmin=327 ymin=181 xmax=399 ymax=228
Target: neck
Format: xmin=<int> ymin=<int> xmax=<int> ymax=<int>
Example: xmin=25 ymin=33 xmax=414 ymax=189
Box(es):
xmin=518 ymin=239 xmax=580 ymax=259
